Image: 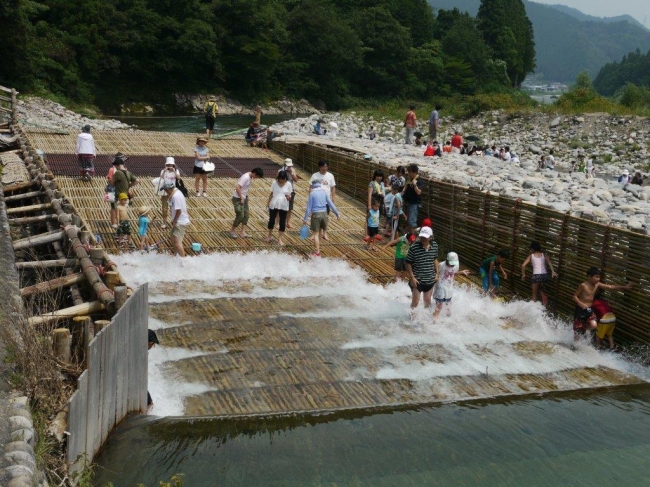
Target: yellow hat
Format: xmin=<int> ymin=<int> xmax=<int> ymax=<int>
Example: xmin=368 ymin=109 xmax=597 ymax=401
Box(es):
xmin=118 ymin=193 xmax=128 ymax=200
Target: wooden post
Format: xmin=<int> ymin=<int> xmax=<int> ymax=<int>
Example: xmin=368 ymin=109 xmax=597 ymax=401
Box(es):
xmin=114 ymin=286 xmax=127 ymax=311
xmin=73 ymin=316 xmax=94 ymax=367
xmin=11 ymin=88 xmax=17 ymax=125
xmin=94 ymin=320 xmax=110 ymax=334
xmin=104 ymin=271 xmax=121 ymax=290
xmin=53 ymin=328 xmax=72 ymax=364
xmin=80 ymin=231 xmax=91 ymax=246
xmin=89 ymin=249 xmax=104 ymax=266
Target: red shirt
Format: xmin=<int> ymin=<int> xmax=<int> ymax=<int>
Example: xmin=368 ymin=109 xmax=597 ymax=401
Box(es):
xmin=405 ymin=111 xmax=416 ymax=128
xmin=451 ymin=134 xmax=463 ymax=148
xmin=592 ymin=299 xmax=613 ymax=318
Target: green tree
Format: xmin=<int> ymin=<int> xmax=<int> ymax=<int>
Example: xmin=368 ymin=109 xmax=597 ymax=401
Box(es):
xmin=477 ymin=0 xmax=535 ymax=87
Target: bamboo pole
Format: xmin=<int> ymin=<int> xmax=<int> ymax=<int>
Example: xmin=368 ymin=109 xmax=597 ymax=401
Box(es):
xmin=2 ymin=181 xmax=37 ymax=193
xmin=8 ymin=214 xmax=57 ymax=225
xmin=29 ymin=301 xmax=104 ymax=326
xmin=3 ymin=191 xmax=42 ymax=202
xmin=20 ymin=272 xmax=86 ymax=298
xmin=15 ymin=259 xmax=77 ymax=270
xmin=5 ymin=203 xmax=52 ymax=215
xmin=12 ymin=230 xmax=65 ymax=250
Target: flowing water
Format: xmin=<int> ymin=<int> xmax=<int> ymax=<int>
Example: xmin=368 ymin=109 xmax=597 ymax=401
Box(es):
xmin=92 ymin=251 xmax=650 ymax=485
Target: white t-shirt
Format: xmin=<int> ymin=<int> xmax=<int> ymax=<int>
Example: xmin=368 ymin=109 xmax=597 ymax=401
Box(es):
xmin=160 ymin=168 xmax=180 ymax=188
xmin=194 ymin=145 xmax=209 ymax=168
xmin=233 ymin=172 xmax=253 ymax=198
xmin=169 ymin=189 xmax=190 ymax=225
xmin=546 ymin=155 xmax=555 ymax=169
xmin=269 ymin=181 xmax=293 ymax=211
xmin=309 ymin=171 xmax=336 ymax=196
xmin=76 ymin=133 xmax=96 ymax=155
xmin=433 ymin=262 xmax=459 ymax=300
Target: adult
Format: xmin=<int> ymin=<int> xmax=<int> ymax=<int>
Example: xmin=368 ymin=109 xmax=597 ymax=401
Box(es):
xmin=428 ymin=105 xmax=440 ymax=144
xmin=110 ymin=154 xmax=137 ymax=206
xmin=75 ymin=124 xmax=96 ymax=181
xmin=404 ymin=105 xmax=417 ymax=144
xmin=367 ymin=169 xmax=386 ymax=213
xmin=105 ymin=152 xmax=128 ymax=228
xmin=193 ymin=136 xmax=210 ymax=197
xmin=631 ymin=171 xmax=644 ymax=185
xmin=309 ymin=160 xmax=336 ymax=240
xmin=303 ymin=181 xmax=340 ymax=257
xmin=157 ymin=157 xmax=181 ymax=229
xmin=204 ymin=96 xmax=218 ymax=138
xmin=147 ymin=329 xmax=159 ymax=409
xmin=502 ymin=146 xmax=512 ymax=163
xmin=618 ymin=169 xmax=631 ymax=184
xmin=255 ymin=102 xmax=263 ymax=125
xmin=230 ymin=167 xmax=264 ymax=238
xmin=585 ymin=157 xmax=595 ymax=179
xmin=265 ymin=170 xmax=293 ymax=246
xmin=313 ymin=118 xmax=326 ymax=136
xmin=245 ymin=122 xmax=267 ymax=148
xmin=403 ymin=164 xmax=424 ymax=232
xmin=279 ymin=158 xmax=299 ymax=229
xmin=450 ymin=130 xmax=463 ymax=153
xmin=405 ymin=226 xmax=439 ymax=313
xmin=545 ymin=149 xmax=555 ymax=169
xmin=163 ymin=181 xmax=190 ymax=257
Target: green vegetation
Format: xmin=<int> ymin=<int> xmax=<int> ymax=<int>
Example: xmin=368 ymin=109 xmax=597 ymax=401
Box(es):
xmin=429 ymin=0 xmax=650 ymax=83
xmin=594 ymin=49 xmax=650 ymax=96
xmin=0 ymin=0 xmax=534 ymax=111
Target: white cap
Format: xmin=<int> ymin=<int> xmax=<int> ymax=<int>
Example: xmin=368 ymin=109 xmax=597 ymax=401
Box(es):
xmin=621 ymin=169 xmax=629 ymax=175
xmin=165 ymin=156 xmax=176 ymax=166
xmin=446 ymin=251 xmax=459 ymax=266
xmin=329 ymin=122 xmax=338 ymax=128
xmin=419 ymin=226 xmax=433 ymax=239
xmin=284 ymin=158 xmax=294 ymax=167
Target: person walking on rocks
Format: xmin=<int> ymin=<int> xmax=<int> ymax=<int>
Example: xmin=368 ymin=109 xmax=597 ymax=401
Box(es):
xmin=309 ymin=160 xmax=336 ymax=240
xmin=303 ymin=180 xmax=340 ymax=257
xmin=204 ymin=96 xmax=218 ymax=138
xmin=404 ymin=105 xmax=417 ymax=144
xmin=428 ymin=105 xmax=440 ymax=144
xmin=403 ymin=164 xmax=424 ymax=233
xmin=280 ymin=158 xmax=299 ymax=229
xmin=193 ymin=136 xmax=211 ymax=197
xmin=163 ymin=181 xmax=190 ymax=257
xmin=265 ymin=170 xmax=293 ymax=246
xmin=75 ymin=124 xmax=96 ymax=181
xmin=230 ymin=167 xmax=264 ymax=239
xmin=405 ymin=226 xmax=439 ymax=316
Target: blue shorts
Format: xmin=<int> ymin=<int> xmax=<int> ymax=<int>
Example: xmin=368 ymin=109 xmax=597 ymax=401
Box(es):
xmin=480 ymin=267 xmax=500 ymax=291
xmin=406 ymin=203 xmax=420 ymax=227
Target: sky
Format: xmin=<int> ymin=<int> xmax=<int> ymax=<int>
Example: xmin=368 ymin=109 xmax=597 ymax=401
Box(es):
xmin=534 ymin=0 xmax=649 ymax=27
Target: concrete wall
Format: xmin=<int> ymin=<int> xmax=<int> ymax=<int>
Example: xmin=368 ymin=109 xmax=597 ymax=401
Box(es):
xmin=66 ymin=284 xmax=149 ymax=472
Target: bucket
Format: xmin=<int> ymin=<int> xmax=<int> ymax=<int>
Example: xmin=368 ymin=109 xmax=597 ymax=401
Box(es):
xmin=191 ymin=242 xmax=202 ymax=252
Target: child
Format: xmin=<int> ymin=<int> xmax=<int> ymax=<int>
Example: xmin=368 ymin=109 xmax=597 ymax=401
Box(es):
xmin=480 ymin=249 xmax=509 ymax=297
xmin=115 ymin=193 xmax=133 ymax=249
xmin=521 ymin=241 xmax=557 ymax=305
xmin=384 ymin=230 xmax=416 ymax=282
xmin=433 ymin=251 xmax=470 ymax=319
xmin=366 ymin=200 xmax=381 ymax=251
xmin=385 ymin=183 xmax=403 ymax=238
xmin=592 ymin=295 xmax=617 ymax=350
xmin=572 ymin=267 xmax=632 ymax=341
xmin=138 ymin=206 xmax=157 ymax=251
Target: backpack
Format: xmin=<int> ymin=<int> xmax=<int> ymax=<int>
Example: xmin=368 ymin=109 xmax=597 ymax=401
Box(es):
xmin=205 ymin=101 xmax=218 ymax=118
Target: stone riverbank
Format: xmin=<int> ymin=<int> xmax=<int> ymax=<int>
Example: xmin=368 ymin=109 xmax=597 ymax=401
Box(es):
xmin=271 ymin=112 xmax=650 ymax=233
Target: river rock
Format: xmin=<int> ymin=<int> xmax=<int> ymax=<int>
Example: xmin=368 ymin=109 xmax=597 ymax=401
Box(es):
xmin=550 ymin=117 xmax=561 ymax=128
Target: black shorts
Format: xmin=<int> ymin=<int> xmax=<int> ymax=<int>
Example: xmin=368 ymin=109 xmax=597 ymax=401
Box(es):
xmin=409 ymin=281 xmax=435 ymax=293
xmin=394 ymin=258 xmax=406 ymax=271
xmin=206 ymin=116 xmax=215 ymax=130
xmin=193 ymin=166 xmax=208 ymax=175
xmin=532 ymin=273 xmax=549 ymax=283
xmin=573 ymin=305 xmax=596 ymax=334
xmin=368 ymin=226 xmax=379 ymax=237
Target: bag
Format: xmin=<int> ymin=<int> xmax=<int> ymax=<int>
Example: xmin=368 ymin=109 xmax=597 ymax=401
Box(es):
xmin=104 ymin=192 xmax=115 ymax=203
xmin=105 ymin=184 xmax=115 ymax=194
xmin=151 ymin=177 xmax=165 ymax=196
xmin=205 ymin=101 xmax=218 ymax=118
xmin=176 ymin=178 xmax=189 ymax=198
xmin=203 ymin=161 xmax=215 ymax=172
xmin=299 ymin=224 xmax=311 ymax=240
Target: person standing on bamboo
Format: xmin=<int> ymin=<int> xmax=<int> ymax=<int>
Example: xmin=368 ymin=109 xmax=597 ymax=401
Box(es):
xmin=193 ymin=136 xmax=210 ymax=197
xmin=163 ymin=181 xmax=190 ymax=257
xmin=405 ymin=226 xmax=439 ymax=317
xmin=265 ymin=170 xmax=293 ymax=246
xmin=521 ymin=241 xmax=558 ymax=305
xmin=280 ymin=158 xmax=300 ymax=229
xmin=204 ymin=96 xmax=218 ymax=138
xmin=404 ymin=105 xmax=417 ymax=145
xmin=403 ymin=163 xmax=424 ymax=233
xmin=309 ymin=160 xmax=336 ymax=241
xmin=157 ymin=157 xmax=181 ymax=229
xmin=230 ymin=167 xmax=264 ymax=239
xmin=110 ymin=154 xmax=138 ymax=206
xmin=303 ymin=181 xmax=340 ymax=257
xmin=75 ymin=124 xmax=96 ymax=181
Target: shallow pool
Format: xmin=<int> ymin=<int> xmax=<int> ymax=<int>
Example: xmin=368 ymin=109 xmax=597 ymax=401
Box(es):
xmin=94 ymin=384 xmax=650 ymax=486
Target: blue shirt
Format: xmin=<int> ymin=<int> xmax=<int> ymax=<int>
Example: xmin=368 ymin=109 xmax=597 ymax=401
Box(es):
xmin=304 ymin=188 xmax=340 ymax=220
xmin=138 ymin=215 xmax=150 ymax=237
xmin=367 ymin=209 xmax=380 ymax=228
xmin=314 ymin=122 xmax=324 ymax=135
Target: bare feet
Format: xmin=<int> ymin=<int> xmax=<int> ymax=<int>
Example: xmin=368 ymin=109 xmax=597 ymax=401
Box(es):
xmin=322 ymin=233 xmax=329 ymax=241
xmin=278 ymin=240 xmax=284 ymax=247
xmin=264 ymin=236 xmax=274 ymax=243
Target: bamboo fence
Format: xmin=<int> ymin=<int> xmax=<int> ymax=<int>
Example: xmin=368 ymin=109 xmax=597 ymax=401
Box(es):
xmin=272 ymin=140 xmax=650 ymax=345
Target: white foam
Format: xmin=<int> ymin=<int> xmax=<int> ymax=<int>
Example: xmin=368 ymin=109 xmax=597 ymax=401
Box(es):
xmin=113 ymin=251 xmax=649 ymax=416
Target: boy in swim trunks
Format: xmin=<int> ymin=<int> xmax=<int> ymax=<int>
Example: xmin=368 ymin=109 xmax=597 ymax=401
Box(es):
xmin=572 ymin=267 xmax=631 ymax=341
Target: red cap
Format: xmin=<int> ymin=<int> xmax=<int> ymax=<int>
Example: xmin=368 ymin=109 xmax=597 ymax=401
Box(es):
xmin=422 ymin=218 xmax=432 ymax=228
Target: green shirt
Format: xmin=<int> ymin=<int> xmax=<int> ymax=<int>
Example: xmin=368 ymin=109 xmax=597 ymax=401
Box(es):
xmin=395 ymin=235 xmax=410 ymax=259
xmin=113 ymin=169 xmax=136 ymax=197
xmin=481 ymin=255 xmax=497 ymax=272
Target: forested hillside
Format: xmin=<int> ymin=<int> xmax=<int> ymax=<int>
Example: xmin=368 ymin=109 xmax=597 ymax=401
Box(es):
xmin=0 ymin=0 xmax=534 ymax=111
xmin=429 ymin=0 xmax=650 ymax=82
xmin=546 ymin=4 xmax=647 ymax=30
xmin=594 ymin=49 xmax=650 ymax=96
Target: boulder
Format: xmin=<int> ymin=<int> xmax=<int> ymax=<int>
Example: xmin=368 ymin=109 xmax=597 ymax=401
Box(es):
xmin=550 ymin=117 xmax=561 ymax=128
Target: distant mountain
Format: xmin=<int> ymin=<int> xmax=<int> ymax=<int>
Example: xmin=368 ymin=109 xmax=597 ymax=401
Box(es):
xmin=548 ymin=4 xmax=648 ymax=30
xmin=428 ymin=0 xmax=650 ymax=82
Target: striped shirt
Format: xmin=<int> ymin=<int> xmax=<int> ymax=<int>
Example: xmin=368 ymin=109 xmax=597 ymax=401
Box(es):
xmin=406 ymin=240 xmax=439 ymax=285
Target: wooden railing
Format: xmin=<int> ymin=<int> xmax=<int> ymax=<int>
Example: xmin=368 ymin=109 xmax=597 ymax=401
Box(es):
xmin=272 ymin=140 xmax=648 ymax=345
xmin=0 ymin=84 xmax=18 ymax=126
